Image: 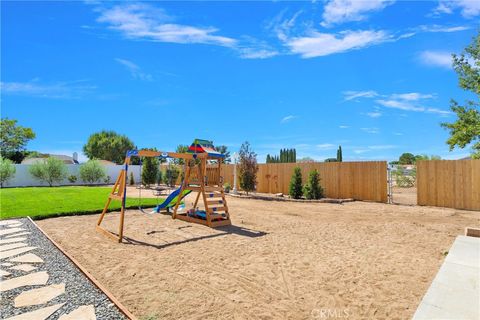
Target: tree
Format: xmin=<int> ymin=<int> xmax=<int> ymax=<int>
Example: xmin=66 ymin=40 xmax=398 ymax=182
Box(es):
xmin=79 ymin=160 xmax=106 ymax=185
xmin=399 ymin=153 xmax=416 ymax=165
xmin=29 ymin=157 xmax=67 ymax=186
xmin=324 ymin=158 xmax=337 ymax=162
xmin=129 ymin=171 xmax=135 ymax=185
xmin=216 ymin=145 xmax=231 ymax=164
xmin=0 ymin=118 xmax=36 ymax=163
xmin=303 ymin=169 xmax=324 ymax=200
xmin=289 ymin=167 xmax=303 ymax=199
xmin=337 ymin=146 xmax=343 ymax=162
xmin=441 ymin=32 xmax=480 ymax=158
xmin=141 ymin=156 xmax=159 ymax=187
xmin=173 ymin=144 xmax=189 ymax=165
xmin=0 ymin=157 xmax=16 ymax=187
xmin=83 ymin=130 xmax=135 ymax=164
xmin=238 ymin=141 xmax=258 ymax=195
xmin=298 ymin=156 xmax=314 ymax=163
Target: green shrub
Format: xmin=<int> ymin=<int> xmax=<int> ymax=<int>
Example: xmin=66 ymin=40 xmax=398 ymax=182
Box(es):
xmin=0 ymin=157 xmax=16 ymax=187
xmin=104 ymin=175 xmax=111 ymax=184
xmin=289 ymin=167 xmax=303 ymax=199
xmin=223 ymin=182 xmax=231 ymax=193
xmin=392 ymin=168 xmax=416 ymax=187
xmin=68 ymin=175 xmax=77 ymax=183
xmin=156 ymin=170 xmax=163 ymax=185
xmin=141 ymin=156 xmax=159 ymax=187
xmin=303 ymin=169 xmax=324 ymax=199
xmin=129 ymin=171 xmax=135 ymax=185
xmin=29 ymin=157 xmax=67 ymax=186
xmin=165 ymin=167 xmax=180 ymax=187
xmin=79 ymin=160 xmax=106 ymax=185
xmin=239 ymin=141 xmax=258 ymax=195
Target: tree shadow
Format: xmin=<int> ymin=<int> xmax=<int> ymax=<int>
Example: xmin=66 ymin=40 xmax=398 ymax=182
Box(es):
xmin=121 ymin=225 xmax=267 ymax=250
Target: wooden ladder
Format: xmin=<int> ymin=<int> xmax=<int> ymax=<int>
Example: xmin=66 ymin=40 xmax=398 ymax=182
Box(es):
xmin=203 ymin=187 xmax=231 ymax=227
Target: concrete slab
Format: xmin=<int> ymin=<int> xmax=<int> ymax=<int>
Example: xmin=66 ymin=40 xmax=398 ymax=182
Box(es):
xmin=59 ymin=305 xmax=96 ymax=320
xmin=413 ymin=236 xmax=480 ymax=320
xmin=14 ymin=283 xmax=65 ymax=307
xmin=5 ymin=232 xmax=31 ymax=238
xmin=4 ymin=303 xmax=64 ymax=320
xmin=0 ymin=228 xmax=26 ymax=236
xmin=0 ymin=268 xmax=12 ymax=276
xmin=0 ymin=220 xmax=21 ymax=226
xmin=9 ymin=253 xmax=44 ymax=264
xmin=0 ymin=271 xmax=49 ymax=292
xmin=0 ymin=247 xmax=37 ymax=260
xmin=0 ymin=242 xmax=28 ymax=252
xmin=0 ymin=237 xmax=27 ymax=245
xmin=9 ymin=264 xmax=37 ymax=272
xmin=2 ymin=262 xmax=14 ymax=267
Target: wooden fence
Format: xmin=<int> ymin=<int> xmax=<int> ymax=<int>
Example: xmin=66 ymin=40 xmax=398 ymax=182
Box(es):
xmin=417 ymin=160 xmax=480 ymax=211
xmin=221 ymin=162 xmax=388 ymax=203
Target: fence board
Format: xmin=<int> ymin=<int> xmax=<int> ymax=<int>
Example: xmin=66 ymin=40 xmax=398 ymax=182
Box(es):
xmin=417 ymin=160 xmax=480 ymax=211
xmin=220 ymin=161 xmax=387 ymax=203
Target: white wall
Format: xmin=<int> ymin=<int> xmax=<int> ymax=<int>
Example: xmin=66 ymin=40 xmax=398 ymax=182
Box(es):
xmin=3 ymin=164 xmax=142 ymax=187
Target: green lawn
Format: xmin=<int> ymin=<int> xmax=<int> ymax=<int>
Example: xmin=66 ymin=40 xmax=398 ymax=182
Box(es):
xmin=0 ymin=186 xmax=162 ymax=220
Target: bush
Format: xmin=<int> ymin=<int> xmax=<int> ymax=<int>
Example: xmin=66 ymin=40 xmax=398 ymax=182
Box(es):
xmin=129 ymin=171 xmax=135 ymax=185
xmin=392 ymin=168 xmax=416 ymax=187
xmin=223 ymin=182 xmax=231 ymax=193
xmin=157 ymin=170 xmax=163 ymax=185
xmin=303 ymin=169 xmax=324 ymax=199
xmin=104 ymin=175 xmax=111 ymax=184
xmin=68 ymin=175 xmax=77 ymax=183
xmin=289 ymin=167 xmax=303 ymax=199
xmin=29 ymin=157 xmax=68 ymax=186
xmin=239 ymin=141 xmax=258 ymax=195
xmin=165 ymin=167 xmax=180 ymax=187
xmin=0 ymin=157 xmax=16 ymax=187
xmin=141 ymin=156 xmax=159 ymax=187
xmin=79 ymin=160 xmax=106 ymax=185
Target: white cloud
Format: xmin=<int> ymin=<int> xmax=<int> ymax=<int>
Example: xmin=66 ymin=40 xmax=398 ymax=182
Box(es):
xmin=366 ymin=111 xmax=382 ymax=118
xmin=115 ymin=58 xmax=153 ymax=81
xmin=286 ymin=30 xmax=390 ymax=58
xmin=432 ymin=0 xmax=480 ymax=18
xmin=238 ymin=47 xmax=279 ymax=59
xmin=0 ymin=80 xmax=95 ymax=99
xmin=376 ymin=99 xmax=425 ymax=112
xmin=321 ymin=0 xmax=395 ymax=27
xmin=343 ymin=90 xmax=378 ymax=101
xmin=367 ymin=144 xmax=396 ymax=150
xmin=97 ymin=3 xmax=236 ymax=47
xmin=280 ymin=115 xmax=297 ymax=123
xmin=419 ymin=51 xmax=452 ymax=69
xmin=339 ymin=125 xmax=350 ymax=129
xmin=390 ymin=92 xmax=435 ymax=101
xmin=418 ymin=24 xmax=471 ymax=33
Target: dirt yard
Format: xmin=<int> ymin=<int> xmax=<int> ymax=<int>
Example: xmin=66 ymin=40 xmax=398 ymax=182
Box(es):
xmin=37 ymin=194 xmax=479 ymax=320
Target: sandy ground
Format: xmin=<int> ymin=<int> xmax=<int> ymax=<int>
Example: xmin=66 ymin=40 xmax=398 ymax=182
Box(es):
xmin=391 ymin=187 xmax=417 ymax=206
xmin=38 ymin=193 xmax=479 ymax=320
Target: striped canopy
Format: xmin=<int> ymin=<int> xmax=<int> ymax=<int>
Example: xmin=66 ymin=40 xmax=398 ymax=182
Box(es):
xmin=187 ymin=139 xmax=225 ymax=158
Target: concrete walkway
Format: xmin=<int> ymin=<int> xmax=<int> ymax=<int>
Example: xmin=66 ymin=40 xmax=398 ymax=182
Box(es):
xmin=413 ymin=235 xmax=480 ymax=320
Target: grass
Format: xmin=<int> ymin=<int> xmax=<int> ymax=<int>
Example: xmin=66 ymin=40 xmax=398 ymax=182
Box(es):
xmin=0 ymin=186 xmax=162 ymax=220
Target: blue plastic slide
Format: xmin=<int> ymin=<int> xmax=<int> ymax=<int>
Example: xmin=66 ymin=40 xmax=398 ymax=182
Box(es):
xmin=154 ymin=187 xmax=191 ymax=212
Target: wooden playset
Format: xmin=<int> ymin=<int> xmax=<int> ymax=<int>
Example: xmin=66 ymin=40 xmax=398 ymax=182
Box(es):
xmin=96 ymin=139 xmax=231 ymax=243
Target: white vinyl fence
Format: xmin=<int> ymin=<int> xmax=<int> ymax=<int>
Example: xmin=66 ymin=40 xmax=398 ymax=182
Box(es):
xmin=3 ymin=164 xmax=142 ymax=188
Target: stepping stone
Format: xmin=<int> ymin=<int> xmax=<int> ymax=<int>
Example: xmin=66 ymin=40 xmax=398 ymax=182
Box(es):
xmin=59 ymin=305 xmax=96 ymax=320
xmin=0 ymin=237 xmax=27 ymax=245
xmin=0 ymin=242 xmax=28 ymax=252
xmin=0 ymin=268 xmax=11 ymax=276
xmin=0 ymin=220 xmax=21 ymax=226
xmin=0 ymin=247 xmax=37 ymax=260
xmin=10 ymin=264 xmax=37 ymax=272
xmin=4 ymin=303 xmax=64 ymax=320
xmin=0 ymin=271 xmax=49 ymax=292
xmin=0 ymin=228 xmax=26 ymax=236
xmin=5 ymin=232 xmax=30 ymax=238
xmin=15 ymin=283 xmax=65 ymax=307
xmin=9 ymin=253 xmax=43 ymax=264
xmin=2 ymin=262 xmax=14 ymax=267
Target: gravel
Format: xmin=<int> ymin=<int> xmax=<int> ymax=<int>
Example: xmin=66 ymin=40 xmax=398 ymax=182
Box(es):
xmin=0 ymin=218 xmax=128 ymax=319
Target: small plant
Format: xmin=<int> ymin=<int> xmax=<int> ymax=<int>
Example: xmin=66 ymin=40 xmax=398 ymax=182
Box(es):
xmin=223 ymin=182 xmax=231 ymax=193
xmin=79 ymin=160 xmax=106 ymax=185
xmin=392 ymin=168 xmax=416 ymax=187
xmin=129 ymin=171 xmax=135 ymax=185
xmin=29 ymin=157 xmax=68 ymax=186
xmin=104 ymin=175 xmax=111 ymax=184
xmin=303 ymin=169 xmax=324 ymax=200
xmin=289 ymin=167 xmax=303 ymax=199
xmin=239 ymin=141 xmax=258 ymax=195
xmin=0 ymin=157 xmax=16 ymax=187
xmin=68 ymin=175 xmax=77 ymax=183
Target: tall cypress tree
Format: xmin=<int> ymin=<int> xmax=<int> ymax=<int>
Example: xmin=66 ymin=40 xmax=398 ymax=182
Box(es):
xmin=337 ymin=146 xmax=343 ymax=162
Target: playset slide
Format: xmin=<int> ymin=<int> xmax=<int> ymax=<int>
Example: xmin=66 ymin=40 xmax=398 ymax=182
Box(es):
xmin=154 ymin=187 xmax=191 ymax=212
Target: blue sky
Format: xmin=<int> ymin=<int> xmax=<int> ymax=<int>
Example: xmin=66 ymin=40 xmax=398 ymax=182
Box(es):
xmin=2 ymin=0 xmax=479 ymax=162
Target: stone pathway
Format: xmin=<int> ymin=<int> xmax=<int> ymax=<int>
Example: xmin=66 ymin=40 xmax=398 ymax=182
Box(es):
xmin=0 ymin=218 xmax=128 ymax=320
